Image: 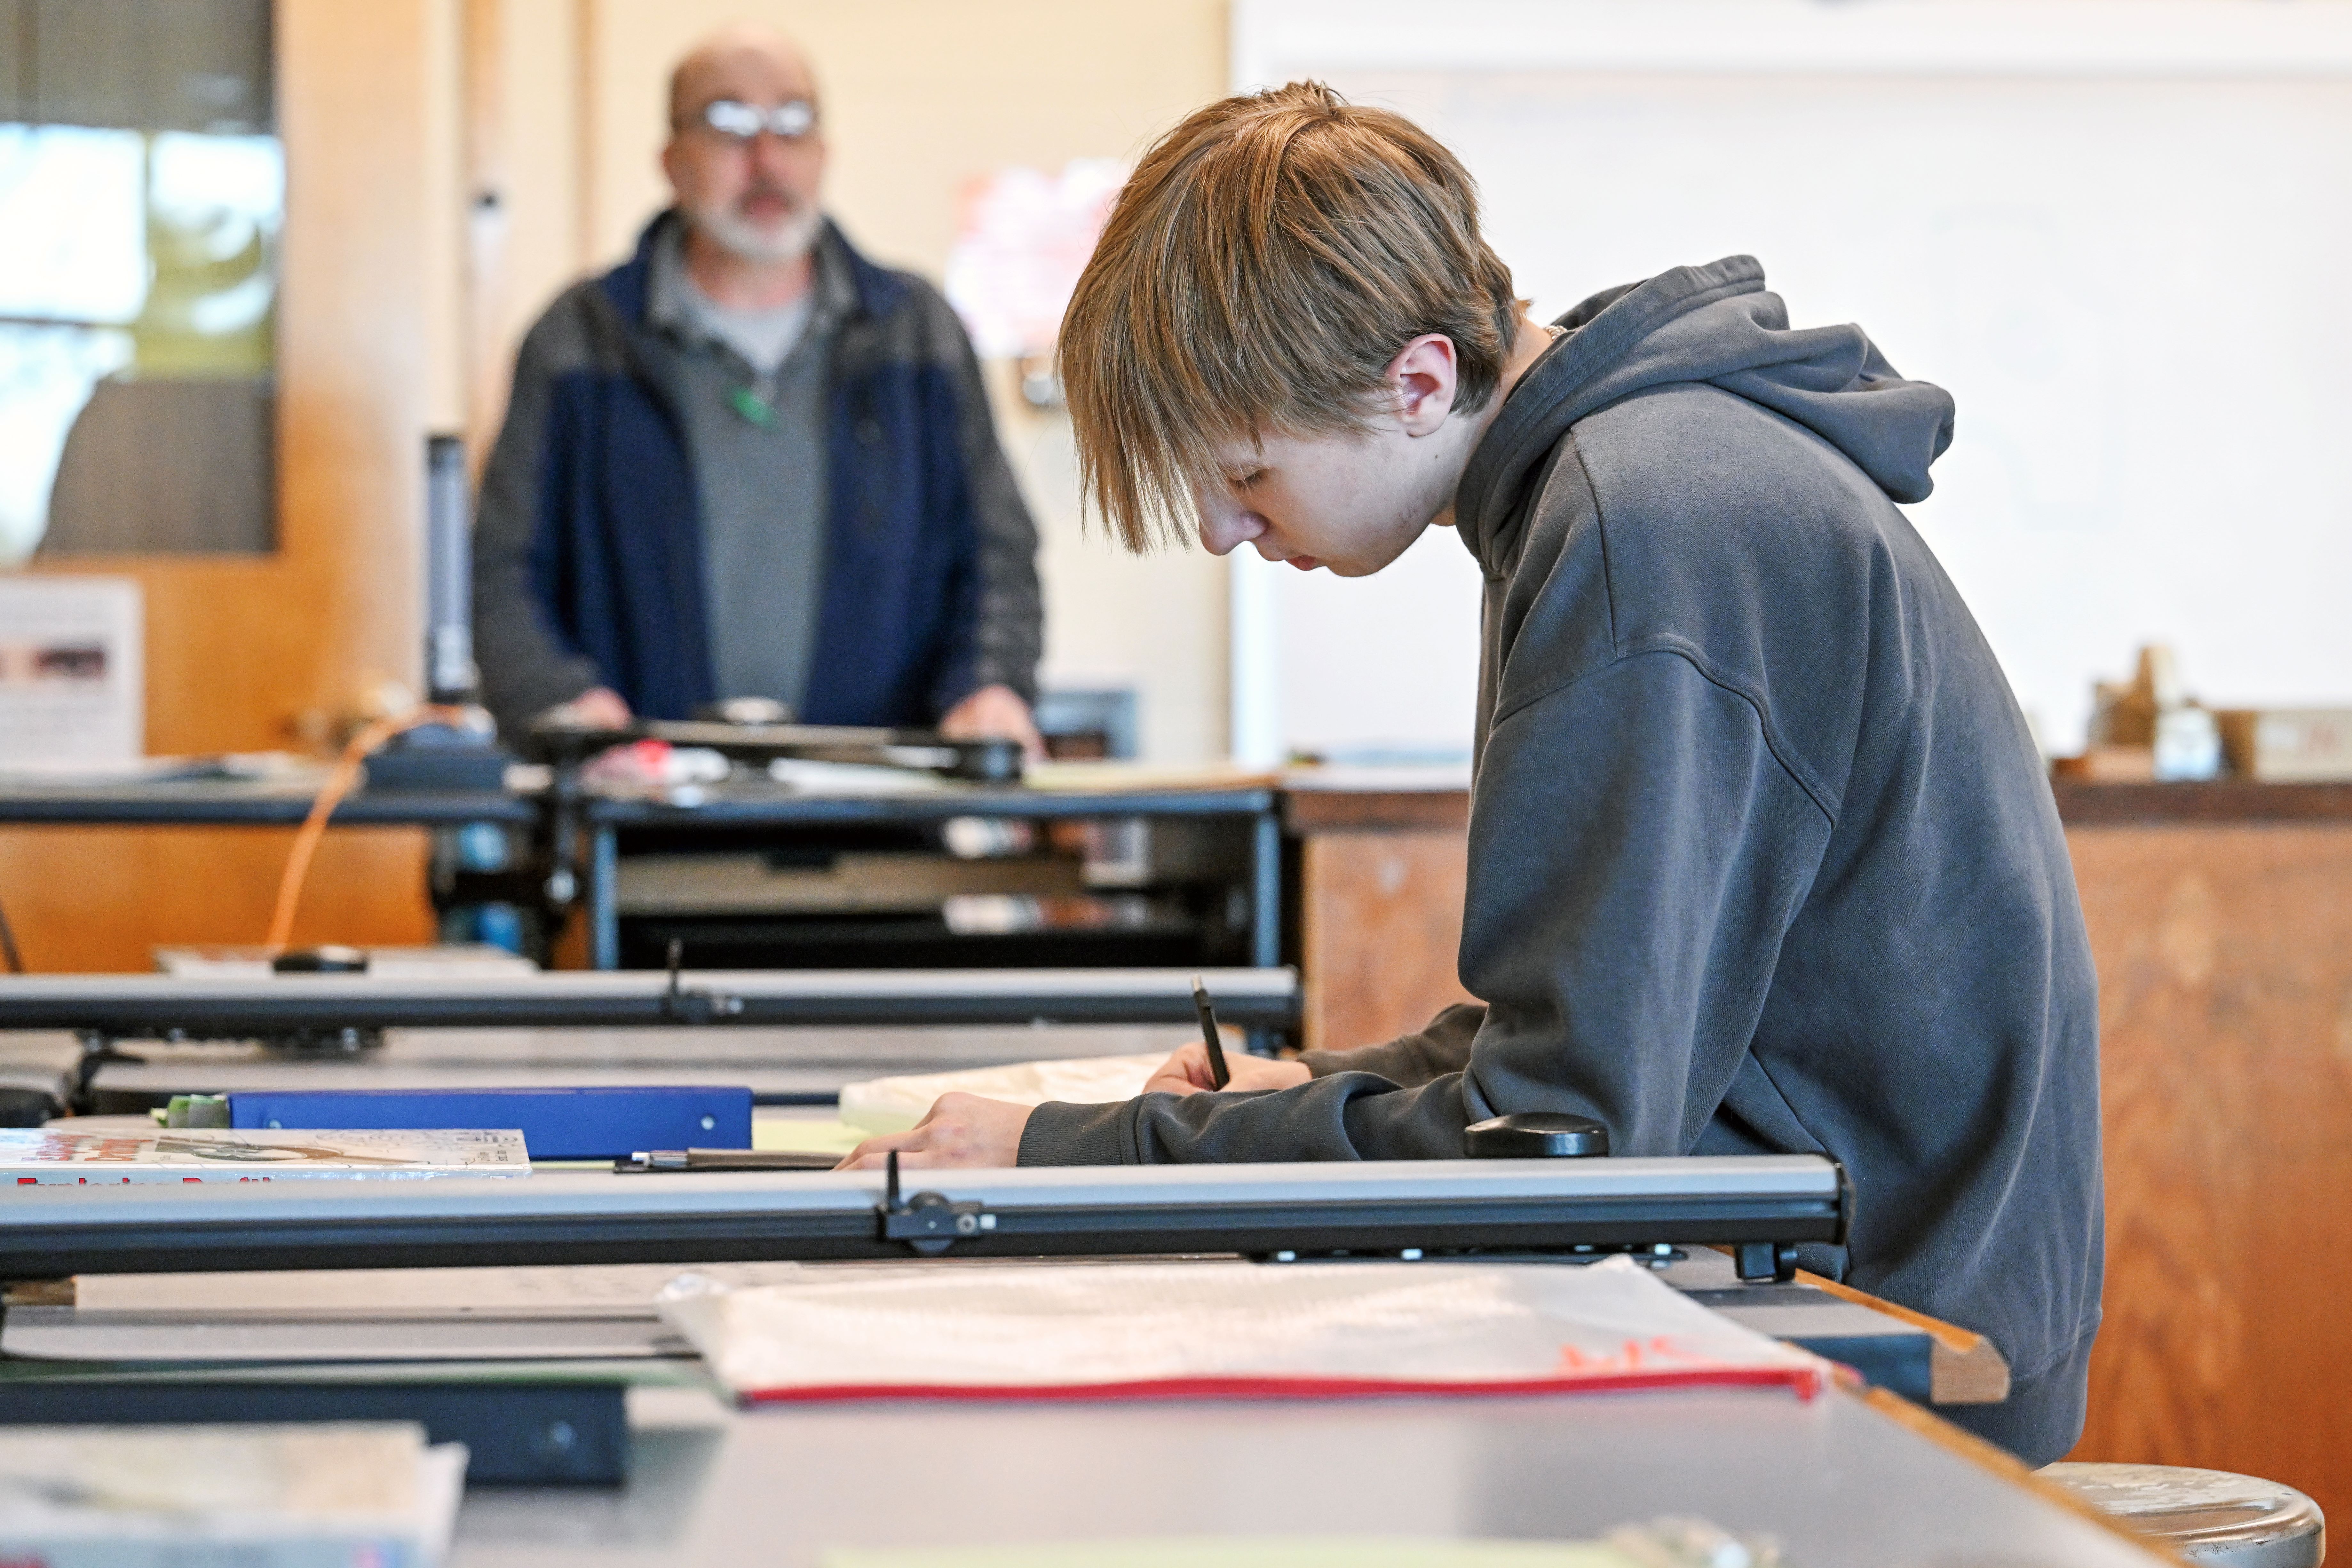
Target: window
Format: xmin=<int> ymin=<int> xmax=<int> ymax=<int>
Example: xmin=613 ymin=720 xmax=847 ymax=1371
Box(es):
xmin=0 ymin=0 xmax=279 ymax=559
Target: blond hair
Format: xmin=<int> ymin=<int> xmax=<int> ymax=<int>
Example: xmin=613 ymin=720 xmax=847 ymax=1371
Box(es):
xmin=1060 ymin=82 xmax=1520 ymax=551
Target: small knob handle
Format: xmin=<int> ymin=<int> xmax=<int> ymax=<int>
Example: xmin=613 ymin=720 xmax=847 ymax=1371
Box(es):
xmin=1464 ymin=1112 xmax=1609 ymax=1158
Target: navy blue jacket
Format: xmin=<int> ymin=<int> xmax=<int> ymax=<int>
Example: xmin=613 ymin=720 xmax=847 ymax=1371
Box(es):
xmin=473 ymin=214 xmax=1042 ymax=734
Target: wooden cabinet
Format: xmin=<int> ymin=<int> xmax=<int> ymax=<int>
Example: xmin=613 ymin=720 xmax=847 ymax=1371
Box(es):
xmin=2055 ymin=783 xmax=2352 ymax=1528
xmin=1286 ymin=782 xmax=1476 ymax=1054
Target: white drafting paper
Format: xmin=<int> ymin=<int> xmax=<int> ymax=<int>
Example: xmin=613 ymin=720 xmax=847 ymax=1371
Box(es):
xmin=837 ymin=1053 xmax=1167 ymax=1135
xmin=658 ymin=1256 xmax=1828 ymax=1403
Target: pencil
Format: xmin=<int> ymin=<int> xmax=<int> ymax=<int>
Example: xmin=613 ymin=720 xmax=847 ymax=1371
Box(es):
xmin=1191 ymin=973 xmax=1231 ymax=1089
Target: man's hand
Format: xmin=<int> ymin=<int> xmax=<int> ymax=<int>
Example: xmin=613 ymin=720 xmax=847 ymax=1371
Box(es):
xmin=835 ymin=1092 xmax=1033 ymax=1170
xmin=543 ymin=686 xmax=633 ymax=730
xmin=940 ymin=683 xmax=1046 ymax=760
xmin=1143 ymin=1042 xmax=1312 ymax=1097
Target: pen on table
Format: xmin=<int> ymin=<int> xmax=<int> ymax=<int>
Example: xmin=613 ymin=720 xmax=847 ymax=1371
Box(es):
xmin=1191 ymin=973 xmax=1231 ymax=1090
xmin=615 ymin=1149 xmax=837 ymax=1173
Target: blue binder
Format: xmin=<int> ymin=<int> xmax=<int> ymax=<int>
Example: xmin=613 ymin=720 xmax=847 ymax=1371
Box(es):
xmin=227 ymin=1086 xmax=755 ymax=1160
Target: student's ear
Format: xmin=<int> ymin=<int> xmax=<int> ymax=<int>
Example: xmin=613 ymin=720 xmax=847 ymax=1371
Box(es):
xmin=1389 ymin=334 xmax=1460 ymax=436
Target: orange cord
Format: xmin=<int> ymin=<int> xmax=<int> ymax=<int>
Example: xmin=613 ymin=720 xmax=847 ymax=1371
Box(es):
xmin=263 ymin=706 xmax=466 ymax=954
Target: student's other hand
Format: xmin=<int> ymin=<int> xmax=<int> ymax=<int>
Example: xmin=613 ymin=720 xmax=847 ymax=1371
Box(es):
xmin=543 ymin=686 xmax=633 ymax=730
xmin=835 ymin=1092 xmax=1033 ymax=1170
xmin=940 ymin=684 xmax=1046 ymax=760
xmin=1143 ymin=1044 xmax=1312 ymax=1097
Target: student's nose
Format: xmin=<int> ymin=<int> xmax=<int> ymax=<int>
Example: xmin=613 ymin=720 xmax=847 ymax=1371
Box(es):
xmin=1196 ymin=500 xmax=1264 ymax=557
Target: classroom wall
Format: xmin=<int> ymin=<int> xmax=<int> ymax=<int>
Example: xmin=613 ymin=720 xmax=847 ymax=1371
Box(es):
xmin=1231 ymin=0 xmax=2352 ymax=764
xmin=479 ymin=0 xmax=1235 ymax=761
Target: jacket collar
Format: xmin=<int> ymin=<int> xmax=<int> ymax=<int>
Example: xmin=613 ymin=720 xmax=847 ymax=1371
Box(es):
xmin=601 ymin=208 xmax=908 ymax=328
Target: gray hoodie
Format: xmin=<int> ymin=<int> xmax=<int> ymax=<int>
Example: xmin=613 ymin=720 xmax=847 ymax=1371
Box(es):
xmin=1020 ymin=257 xmax=2102 ymax=1460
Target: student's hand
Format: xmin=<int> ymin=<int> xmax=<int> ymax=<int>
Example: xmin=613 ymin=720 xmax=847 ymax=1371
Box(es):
xmin=1143 ymin=1044 xmax=1312 ymax=1097
xmin=835 ymin=1092 xmax=1033 ymax=1170
xmin=940 ymin=684 xmax=1046 ymax=760
xmin=543 ymin=686 xmax=633 ymax=730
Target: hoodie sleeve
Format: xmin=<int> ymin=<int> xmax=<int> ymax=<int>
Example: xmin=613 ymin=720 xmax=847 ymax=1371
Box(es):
xmin=1017 ymin=649 xmax=1830 ymax=1166
xmin=1297 ymin=1002 xmax=1485 ymax=1087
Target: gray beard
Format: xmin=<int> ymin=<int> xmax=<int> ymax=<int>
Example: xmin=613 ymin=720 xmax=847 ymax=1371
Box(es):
xmin=693 ymin=199 xmax=822 ymax=266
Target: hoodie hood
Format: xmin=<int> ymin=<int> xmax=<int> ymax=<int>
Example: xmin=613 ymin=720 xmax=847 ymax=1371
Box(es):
xmin=1455 ymin=256 xmax=1955 ymax=576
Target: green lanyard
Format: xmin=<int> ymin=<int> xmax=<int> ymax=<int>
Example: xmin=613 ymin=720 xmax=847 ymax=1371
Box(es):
xmin=729 ymin=385 xmax=776 ymax=427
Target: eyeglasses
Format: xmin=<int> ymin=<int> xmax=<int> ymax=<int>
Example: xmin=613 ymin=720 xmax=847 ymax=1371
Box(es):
xmin=698 ymin=98 xmax=818 ymax=143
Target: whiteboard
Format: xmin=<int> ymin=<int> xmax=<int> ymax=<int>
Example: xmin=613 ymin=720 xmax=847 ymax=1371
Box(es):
xmin=1229 ymin=0 xmax=2352 ymax=762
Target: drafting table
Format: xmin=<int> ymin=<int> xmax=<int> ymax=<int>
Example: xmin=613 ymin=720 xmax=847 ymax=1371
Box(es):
xmin=576 ymin=779 xmax=1285 ymax=971
xmin=0 ymin=967 xmax=1300 ymax=1036
xmin=0 ymin=966 xmax=1299 ymax=1113
xmin=0 ymin=1153 xmax=2044 ymax=1539
xmin=60 ymin=1024 xmax=1193 ymax=1109
xmin=0 ymin=773 xmax=531 ymax=828
xmin=0 ymin=770 xmax=1289 ymax=975
xmin=0 ymin=1246 xmax=1979 ymax=1412
xmin=444 ymin=1378 xmax=2161 ymax=1568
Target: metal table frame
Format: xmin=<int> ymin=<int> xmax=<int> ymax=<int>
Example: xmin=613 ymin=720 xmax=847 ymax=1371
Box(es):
xmin=0 ymin=779 xmax=1287 ymax=982
xmin=580 ymin=786 xmax=1284 ymax=972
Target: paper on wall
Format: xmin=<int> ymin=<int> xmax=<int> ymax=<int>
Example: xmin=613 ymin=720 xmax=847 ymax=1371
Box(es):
xmin=0 ymin=574 xmax=140 ymax=772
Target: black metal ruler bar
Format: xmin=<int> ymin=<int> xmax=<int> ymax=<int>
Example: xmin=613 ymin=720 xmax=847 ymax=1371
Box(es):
xmin=0 ymin=1157 xmax=1845 ymax=1280
xmin=0 ymin=966 xmax=1302 ymax=1035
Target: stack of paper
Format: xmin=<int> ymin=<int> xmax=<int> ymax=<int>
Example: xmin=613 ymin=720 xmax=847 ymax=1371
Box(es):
xmin=0 ymin=1423 xmax=465 ymax=1568
xmin=658 ymin=1256 xmax=1828 ymax=1404
xmin=1 ymin=1126 xmax=531 ymax=1183
xmin=837 ymin=1054 xmax=1166 ymax=1135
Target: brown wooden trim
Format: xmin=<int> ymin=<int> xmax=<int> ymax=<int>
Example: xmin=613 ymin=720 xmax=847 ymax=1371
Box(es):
xmin=2054 ymin=780 xmax=2352 ymax=824
xmin=1794 ymin=1268 xmax=2011 ymax=1406
xmin=1281 ymin=788 xmax=1470 ymax=834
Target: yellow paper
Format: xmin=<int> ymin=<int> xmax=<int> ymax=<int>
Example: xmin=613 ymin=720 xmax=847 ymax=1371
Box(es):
xmin=752 ymin=1116 xmax=866 ymax=1156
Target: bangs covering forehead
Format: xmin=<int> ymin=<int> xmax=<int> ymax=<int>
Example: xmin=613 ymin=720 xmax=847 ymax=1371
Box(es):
xmin=1060 ymin=81 xmax=1520 ymax=552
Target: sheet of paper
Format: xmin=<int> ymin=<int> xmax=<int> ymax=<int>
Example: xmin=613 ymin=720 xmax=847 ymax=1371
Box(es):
xmin=838 ymin=1053 xmax=1165 ymax=1135
xmin=660 ymin=1256 xmax=1827 ymax=1403
xmin=755 ymin=1114 xmax=866 ymax=1156
xmin=0 ymin=1304 xmax=688 ymax=1364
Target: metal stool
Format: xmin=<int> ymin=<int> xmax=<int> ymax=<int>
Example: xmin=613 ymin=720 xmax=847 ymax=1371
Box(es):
xmin=2040 ymin=1462 xmax=2325 ymax=1567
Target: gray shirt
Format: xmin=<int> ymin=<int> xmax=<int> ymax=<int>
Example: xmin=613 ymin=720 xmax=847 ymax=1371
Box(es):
xmin=647 ymin=225 xmax=854 ymax=713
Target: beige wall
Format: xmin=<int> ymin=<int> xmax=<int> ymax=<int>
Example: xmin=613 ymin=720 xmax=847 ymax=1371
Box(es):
xmin=471 ymin=0 xmax=1234 ymax=760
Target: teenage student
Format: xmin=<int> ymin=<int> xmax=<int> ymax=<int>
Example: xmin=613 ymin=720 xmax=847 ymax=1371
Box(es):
xmin=839 ymin=83 xmax=2102 ymax=1465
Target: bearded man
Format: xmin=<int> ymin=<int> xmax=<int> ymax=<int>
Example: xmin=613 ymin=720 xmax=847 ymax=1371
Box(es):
xmin=473 ymin=25 xmax=1043 ymax=750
